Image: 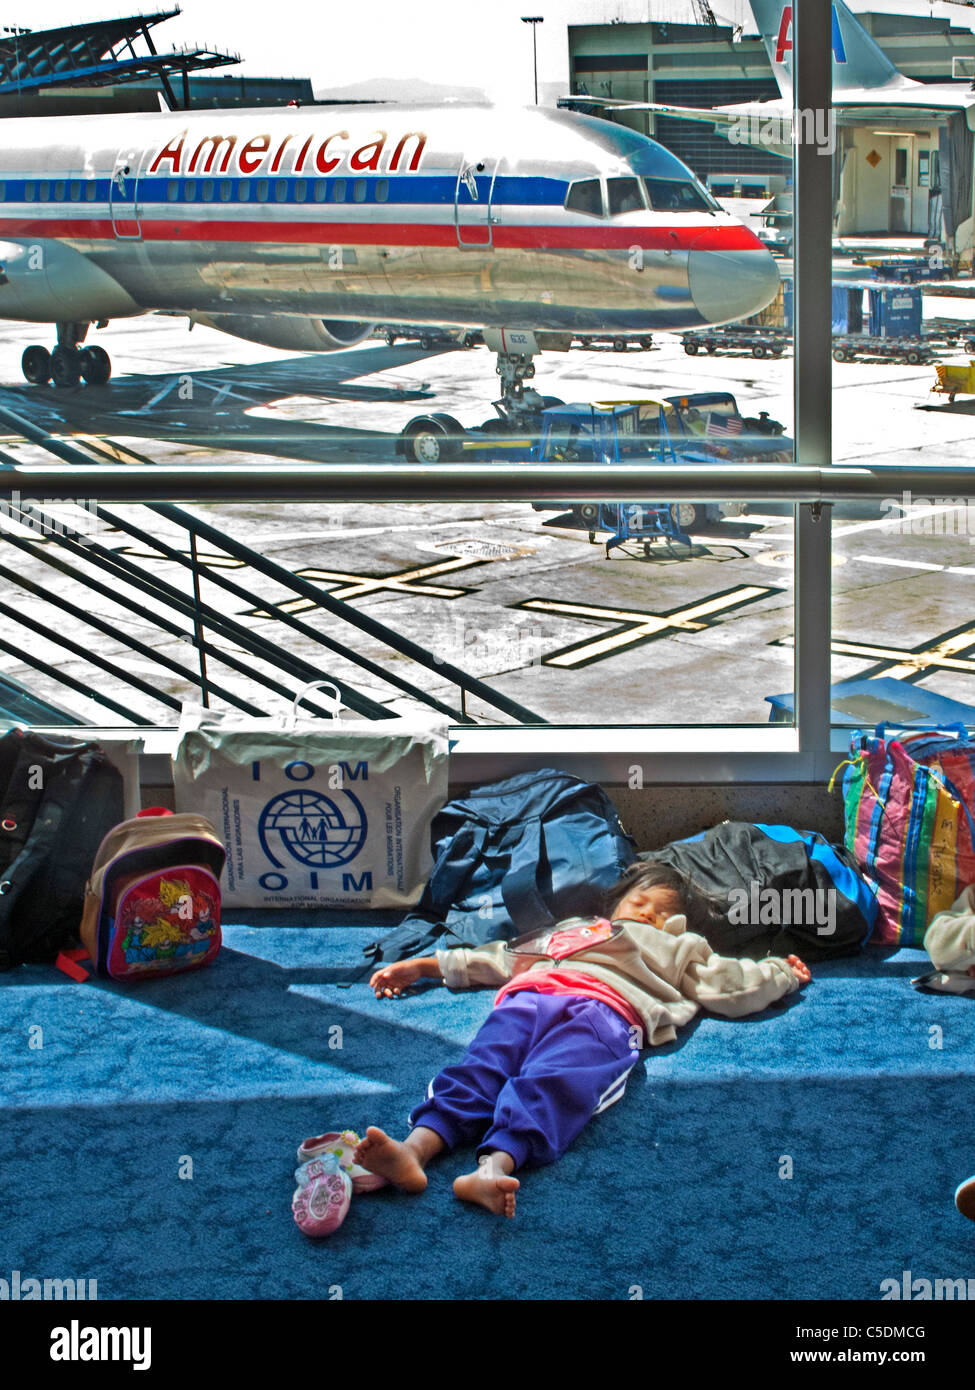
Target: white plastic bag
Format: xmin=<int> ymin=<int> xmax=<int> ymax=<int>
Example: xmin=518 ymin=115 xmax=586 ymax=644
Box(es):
xmin=172 ymin=684 xmax=449 ymax=910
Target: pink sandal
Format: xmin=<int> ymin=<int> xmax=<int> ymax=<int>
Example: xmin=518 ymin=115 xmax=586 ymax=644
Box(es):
xmin=291 ymin=1155 xmax=352 ymax=1238
xmin=296 ymin=1129 xmax=388 ymax=1194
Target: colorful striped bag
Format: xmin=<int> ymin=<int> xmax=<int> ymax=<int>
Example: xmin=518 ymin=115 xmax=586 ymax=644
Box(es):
xmin=837 ymin=728 xmax=975 ymax=946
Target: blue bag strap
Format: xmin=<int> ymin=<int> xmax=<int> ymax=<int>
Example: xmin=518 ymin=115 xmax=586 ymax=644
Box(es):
xmin=500 ymin=818 xmax=556 ymax=933
xmin=873 ymin=720 xmax=971 ymax=740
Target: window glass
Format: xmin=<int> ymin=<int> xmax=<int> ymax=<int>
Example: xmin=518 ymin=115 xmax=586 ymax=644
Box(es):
xmin=54 ymin=180 xmax=65 ymax=200
xmin=237 ymin=180 xmax=250 ymax=202
xmin=85 ymin=181 xmax=96 ymax=201
xmin=219 ymin=180 xmax=232 ymax=202
xmin=375 ymin=179 xmax=389 ymax=202
xmin=353 ymin=179 xmax=367 ymax=202
xmin=39 ymin=181 xmax=50 ymax=201
xmin=202 ymin=179 xmax=215 ymax=201
xmin=332 ymin=179 xmax=346 ymax=202
xmin=183 ymin=180 xmax=197 ymax=202
xmin=564 ymin=179 xmax=603 ymax=217
xmin=314 ymin=180 xmax=327 ymax=202
xmin=256 ymin=179 xmax=269 ymax=201
xmin=167 ymin=180 xmax=179 ymax=202
xmin=607 ymin=177 xmax=644 ymax=215
xmin=274 ymin=180 xmax=288 ymax=202
xmin=643 ymin=178 xmax=713 ymax=212
xmin=829 ymin=58 xmax=975 ymax=728
xmin=294 ymin=179 xmax=307 ymax=202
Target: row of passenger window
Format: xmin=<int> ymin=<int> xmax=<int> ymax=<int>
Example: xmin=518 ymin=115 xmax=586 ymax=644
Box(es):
xmin=165 ymin=177 xmax=390 ymax=205
xmin=0 ymin=178 xmax=390 ymax=205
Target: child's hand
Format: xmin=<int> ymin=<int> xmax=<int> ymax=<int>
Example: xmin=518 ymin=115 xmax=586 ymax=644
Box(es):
xmin=786 ymin=954 xmax=811 ymax=985
xmin=370 ymin=959 xmax=434 ymax=998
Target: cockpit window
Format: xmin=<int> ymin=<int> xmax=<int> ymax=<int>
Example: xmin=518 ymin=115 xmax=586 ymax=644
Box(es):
xmin=643 ymin=178 xmax=716 ymax=213
xmin=607 ymin=177 xmax=645 ymax=216
xmin=564 ymin=179 xmax=603 ymax=218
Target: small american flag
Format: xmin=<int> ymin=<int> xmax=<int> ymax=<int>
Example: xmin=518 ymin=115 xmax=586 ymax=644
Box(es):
xmin=706 ymin=413 xmax=744 ymax=438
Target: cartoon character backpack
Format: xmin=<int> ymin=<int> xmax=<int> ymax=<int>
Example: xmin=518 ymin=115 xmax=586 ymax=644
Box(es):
xmin=71 ymin=808 xmax=226 ymax=982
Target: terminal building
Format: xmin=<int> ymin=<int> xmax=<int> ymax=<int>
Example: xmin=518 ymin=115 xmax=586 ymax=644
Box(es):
xmin=566 ymin=5 xmax=975 ymax=243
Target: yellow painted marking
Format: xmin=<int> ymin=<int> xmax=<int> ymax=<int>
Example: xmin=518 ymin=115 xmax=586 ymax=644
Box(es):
xmin=830 ymin=629 xmax=975 ymax=677
xmin=296 ymin=556 xmax=478 ymax=600
xmin=248 ymin=556 xmax=484 ymax=618
xmin=69 ymin=435 xmax=146 ymax=465
xmin=460 ymin=438 xmax=533 ymax=451
xmin=523 ymin=585 xmax=772 ymax=668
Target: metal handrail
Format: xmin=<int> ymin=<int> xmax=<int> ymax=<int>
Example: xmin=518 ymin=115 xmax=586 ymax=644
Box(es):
xmin=3 ymin=462 xmax=975 ymax=503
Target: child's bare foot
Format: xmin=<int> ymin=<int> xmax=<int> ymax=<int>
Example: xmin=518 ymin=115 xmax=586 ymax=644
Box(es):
xmin=453 ymin=1169 xmax=520 ymax=1218
xmin=352 ymin=1126 xmax=428 ymax=1194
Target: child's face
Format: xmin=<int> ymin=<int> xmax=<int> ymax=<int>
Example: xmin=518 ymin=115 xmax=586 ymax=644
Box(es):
xmin=611 ymin=884 xmax=683 ymax=930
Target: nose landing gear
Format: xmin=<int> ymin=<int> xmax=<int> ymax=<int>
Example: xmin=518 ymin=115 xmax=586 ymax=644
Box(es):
xmin=20 ymin=323 xmax=111 ymax=387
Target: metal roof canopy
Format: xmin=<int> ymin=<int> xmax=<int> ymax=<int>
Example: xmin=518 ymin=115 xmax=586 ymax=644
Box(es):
xmin=0 ymin=7 xmax=239 ymax=109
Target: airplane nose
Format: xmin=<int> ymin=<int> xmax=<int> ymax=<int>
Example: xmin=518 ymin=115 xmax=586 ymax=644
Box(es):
xmin=687 ymin=243 xmax=780 ymax=327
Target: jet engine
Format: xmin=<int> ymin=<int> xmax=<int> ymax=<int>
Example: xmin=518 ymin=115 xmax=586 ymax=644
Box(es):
xmin=196 ymin=314 xmax=375 ymax=352
xmin=0 ymin=239 xmax=139 ymax=321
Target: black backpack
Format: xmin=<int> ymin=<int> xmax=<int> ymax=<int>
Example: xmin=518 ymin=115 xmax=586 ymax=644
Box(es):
xmin=368 ymin=769 xmax=637 ymax=964
xmin=0 ymin=728 xmax=125 ymax=970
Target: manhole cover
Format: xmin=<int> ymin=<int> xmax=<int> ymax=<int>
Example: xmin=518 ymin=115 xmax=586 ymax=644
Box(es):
xmin=416 ymin=537 xmax=537 ymax=560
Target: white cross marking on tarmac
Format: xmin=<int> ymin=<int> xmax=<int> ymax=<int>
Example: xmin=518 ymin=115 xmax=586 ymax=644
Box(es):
xmin=250 ymin=557 xmax=485 ymax=616
xmin=520 ymin=585 xmax=776 ymax=668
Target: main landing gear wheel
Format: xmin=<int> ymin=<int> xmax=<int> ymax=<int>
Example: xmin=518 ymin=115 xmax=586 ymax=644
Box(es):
xmin=50 ymin=346 xmax=81 ymax=388
xmin=22 ymin=346 xmax=52 ymax=384
xmin=21 ymin=341 xmax=112 ymax=387
xmin=403 ymin=414 xmax=464 ymax=463
xmin=80 ymin=345 xmax=111 ymax=385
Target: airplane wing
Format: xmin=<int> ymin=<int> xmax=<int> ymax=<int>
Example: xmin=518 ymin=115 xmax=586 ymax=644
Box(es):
xmin=558 ymin=96 xmax=748 ymax=134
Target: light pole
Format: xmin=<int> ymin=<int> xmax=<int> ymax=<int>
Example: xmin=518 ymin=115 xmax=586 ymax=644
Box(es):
xmin=521 ymin=16 xmax=543 ymax=105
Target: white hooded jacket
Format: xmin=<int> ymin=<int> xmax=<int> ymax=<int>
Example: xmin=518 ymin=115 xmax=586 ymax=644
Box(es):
xmin=436 ymin=914 xmax=799 ymax=1046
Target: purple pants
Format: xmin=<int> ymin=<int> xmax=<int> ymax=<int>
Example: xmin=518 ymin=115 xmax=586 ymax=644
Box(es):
xmin=408 ymin=991 xmax=639 ymax=1169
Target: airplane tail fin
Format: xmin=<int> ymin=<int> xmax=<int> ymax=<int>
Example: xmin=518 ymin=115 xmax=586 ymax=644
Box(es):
xmin=748 ymin=0 xmax=912 ymax=97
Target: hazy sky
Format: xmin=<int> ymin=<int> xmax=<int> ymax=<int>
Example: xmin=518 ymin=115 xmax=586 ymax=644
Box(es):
xmin=17 ymin=1 xmax=750 ymax=100
xmin=17 ymin=2 xmax=975 ymax=100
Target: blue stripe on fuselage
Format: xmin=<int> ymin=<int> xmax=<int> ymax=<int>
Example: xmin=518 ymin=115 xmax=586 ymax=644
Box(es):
xmin=0 ymin=173 xmax=571 ymax=209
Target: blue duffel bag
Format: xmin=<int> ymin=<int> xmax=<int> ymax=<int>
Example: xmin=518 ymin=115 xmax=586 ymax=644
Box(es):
xmin=366 ymin=769 xmax=637 ymax=964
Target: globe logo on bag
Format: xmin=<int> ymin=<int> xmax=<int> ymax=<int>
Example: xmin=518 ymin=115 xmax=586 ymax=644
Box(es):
xmin=258 ymin=789 xmax=367 ymax=868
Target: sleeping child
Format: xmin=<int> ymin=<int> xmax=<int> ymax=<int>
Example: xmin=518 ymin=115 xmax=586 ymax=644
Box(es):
xmin=350 ymin=861 xmax=810 ymax=1219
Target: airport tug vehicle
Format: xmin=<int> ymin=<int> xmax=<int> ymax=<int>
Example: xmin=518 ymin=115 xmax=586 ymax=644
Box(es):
xmin=399 ymin=387 xmax=790 ymax=556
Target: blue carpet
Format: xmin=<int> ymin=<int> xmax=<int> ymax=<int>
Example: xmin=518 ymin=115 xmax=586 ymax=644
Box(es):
xmin=3 ymin=916 xmax=975 ymax=1302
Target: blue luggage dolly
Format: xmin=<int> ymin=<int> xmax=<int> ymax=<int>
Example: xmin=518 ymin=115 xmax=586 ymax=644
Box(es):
xmin=599 ymin=502 xmax=692 ymax=558
xmin=766 ymin=677 xmax=975 ymax=727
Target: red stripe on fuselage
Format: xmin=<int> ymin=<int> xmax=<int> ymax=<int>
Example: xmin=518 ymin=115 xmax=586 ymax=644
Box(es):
xmin=0 ymin=216 xmax=762 ymax=252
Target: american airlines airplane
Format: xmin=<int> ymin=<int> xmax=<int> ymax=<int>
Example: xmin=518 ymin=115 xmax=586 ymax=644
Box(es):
xmin=0 ymin=103 xmax=778 ymax=404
